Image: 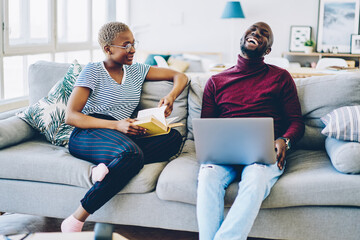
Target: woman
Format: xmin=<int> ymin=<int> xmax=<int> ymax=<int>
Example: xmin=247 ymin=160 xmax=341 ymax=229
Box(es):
xmin=61 ymin=22 xmax=188 ymax=232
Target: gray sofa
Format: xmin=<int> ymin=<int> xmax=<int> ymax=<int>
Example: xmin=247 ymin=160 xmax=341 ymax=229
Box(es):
xmin=1 ymin=61 xmax=360 ymax=240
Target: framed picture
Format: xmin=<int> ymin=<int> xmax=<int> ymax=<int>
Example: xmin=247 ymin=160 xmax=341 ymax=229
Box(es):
xmin=317 ymin=0 xmax=360 ymax=53
xmin=289 ymin=26 xmax=312 ymax=52
xmin=350 ymin=34 xmax=360 ymax=54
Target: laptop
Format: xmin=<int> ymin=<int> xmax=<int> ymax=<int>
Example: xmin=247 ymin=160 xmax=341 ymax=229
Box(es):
xmin=192 ymin=118 xmax=277 ymax=165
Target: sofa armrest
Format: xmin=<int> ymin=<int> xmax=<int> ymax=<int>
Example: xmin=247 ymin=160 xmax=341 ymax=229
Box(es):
xmin=0 ymin=116 xmax=37 ymax=149
xmin=0 ymin=107 xmax=27 ymax=120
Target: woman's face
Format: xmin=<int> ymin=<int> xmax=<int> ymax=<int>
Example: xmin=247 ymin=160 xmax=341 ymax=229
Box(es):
xmin=107 ymin=30 xmax=136 ymax=65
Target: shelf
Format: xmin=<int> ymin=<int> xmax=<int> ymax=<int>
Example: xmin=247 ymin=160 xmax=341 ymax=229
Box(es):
xmin=282 ymin=52 xmax=360 ymax=67
xmin=282 ymin=52 xmax=360 ymax=58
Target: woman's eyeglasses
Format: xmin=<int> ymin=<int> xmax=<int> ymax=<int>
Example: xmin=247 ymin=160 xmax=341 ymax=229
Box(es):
xmin=110 ymin=41 xmax=138 ymax=52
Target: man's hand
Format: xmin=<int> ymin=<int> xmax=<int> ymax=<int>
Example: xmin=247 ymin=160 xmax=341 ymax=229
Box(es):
xmin=115 ymin=119 xmax=146 ymax=136
xmin=275 ymin=139 xmax=287 ymax=170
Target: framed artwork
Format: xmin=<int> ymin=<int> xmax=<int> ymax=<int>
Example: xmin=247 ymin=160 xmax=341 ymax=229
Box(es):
xmin=289 ymin=26 xmax=312 ymax=52
xmin=317 ymin=0 xmax=360 ymax=53
xmin=350 ymin=34 xmax=360 ymax=54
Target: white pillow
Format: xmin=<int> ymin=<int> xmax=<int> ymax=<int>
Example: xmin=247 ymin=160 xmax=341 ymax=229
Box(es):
xmin=154 ymin=56 xmax=169 ymax=68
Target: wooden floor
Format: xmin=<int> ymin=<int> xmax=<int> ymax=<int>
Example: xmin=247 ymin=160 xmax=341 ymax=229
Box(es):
xmin=0 ymin=213 xmax=198 ymax=240
xmin=0 ymin=213 xmax=267 ymax=239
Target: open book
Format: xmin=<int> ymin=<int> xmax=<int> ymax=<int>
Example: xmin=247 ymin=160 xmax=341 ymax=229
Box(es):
xmin=134 ymin=106 xmax=183 ymax=137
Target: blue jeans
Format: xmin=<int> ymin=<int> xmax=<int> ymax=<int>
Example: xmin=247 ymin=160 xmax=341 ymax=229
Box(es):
xmin=197 ymin=162 xmax=284 ymax=240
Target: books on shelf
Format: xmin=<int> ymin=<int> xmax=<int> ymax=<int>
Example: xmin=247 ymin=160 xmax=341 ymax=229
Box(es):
xmin=326 ymin=66 xmax=358 ymax=71
xmin=134 ymin=106 xmax=183 ymax=137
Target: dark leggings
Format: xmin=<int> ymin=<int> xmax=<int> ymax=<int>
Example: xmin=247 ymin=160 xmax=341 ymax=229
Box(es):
xmin=68 ymin=124 xmax=182 ymax=214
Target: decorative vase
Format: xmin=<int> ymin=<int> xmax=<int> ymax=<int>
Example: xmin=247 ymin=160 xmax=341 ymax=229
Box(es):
xmin=304 ymin=46 xmax=313 ymax=54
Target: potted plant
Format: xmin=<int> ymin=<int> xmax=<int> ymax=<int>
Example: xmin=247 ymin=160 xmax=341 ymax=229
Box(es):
xmin=304 ymin=40 xmax=315 ymax=53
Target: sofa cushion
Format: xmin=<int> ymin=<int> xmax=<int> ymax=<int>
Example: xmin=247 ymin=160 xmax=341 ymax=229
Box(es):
xmin=0 ymin=139 xmax=167 ymax=194
xmin=156 ymin=140 xmax=198 ymax=203
xmin=325 ymin=137 xmax=360 ymax=174
xmin=156 ymin=140 xmax=360 ymax=208
xmin=0 ymin=116 xmax=37 ymax=149
xmin=186 ymin=73 xmax=213 ymax=140
xmin=16 ymin=60 xmax=82 ymax=147
xmin=321 ymin=105 xmax=360 ymax=142
xmin=28 ymin=61 xmax=75 ymax=105
xmin=294 ymin=73 xmax=360 ymax=149
xmin=137 ymin=79 xmax=190 ymax=137
xmin=296 ymin=125 xmax=326 ymax=150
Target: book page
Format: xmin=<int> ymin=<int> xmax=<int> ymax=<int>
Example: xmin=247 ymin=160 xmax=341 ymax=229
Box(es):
xmin=137 ymin=106 xmax=167 ymax=126
xmin=166 ymin=116 xmax=178 ymax=124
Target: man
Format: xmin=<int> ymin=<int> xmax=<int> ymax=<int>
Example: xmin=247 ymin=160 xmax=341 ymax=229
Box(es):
xmin=196 ymin=22 xmax=305 ymax=240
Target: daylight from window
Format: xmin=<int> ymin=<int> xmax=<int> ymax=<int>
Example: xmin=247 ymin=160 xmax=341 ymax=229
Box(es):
xmin=1 ymin=0 xmax=128 ymax=108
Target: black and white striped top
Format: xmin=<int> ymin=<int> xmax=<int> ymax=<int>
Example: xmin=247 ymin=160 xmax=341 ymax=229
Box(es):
xmin=75 ymin=61 xmax=151 ymax=120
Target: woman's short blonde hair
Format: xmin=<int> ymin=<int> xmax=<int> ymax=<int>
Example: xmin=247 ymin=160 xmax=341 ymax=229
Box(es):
xmin=98 ymin=22 xmax=130 ymax=52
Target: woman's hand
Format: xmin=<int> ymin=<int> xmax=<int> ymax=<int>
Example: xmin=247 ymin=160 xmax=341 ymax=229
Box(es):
xmin=275 ymin=138 xmax=287 ymax=170
xmin=146 ymin=67 xmax=188 ymax=118
xmin=115 ymin=119 xmax=146 ymax=136
xmin=158 ymin=95 xmax=176 ymax=117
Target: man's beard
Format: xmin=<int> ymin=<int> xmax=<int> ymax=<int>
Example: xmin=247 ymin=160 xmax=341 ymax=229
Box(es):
xmin=240 ymin=43 xmax=267 ymax=59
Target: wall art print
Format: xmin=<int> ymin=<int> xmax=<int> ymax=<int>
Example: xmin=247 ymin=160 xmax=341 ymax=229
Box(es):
xmin=289 ymin=26 xmax=312 ymax=52
xmin=317 ymin=0 xmax=360 ymax=53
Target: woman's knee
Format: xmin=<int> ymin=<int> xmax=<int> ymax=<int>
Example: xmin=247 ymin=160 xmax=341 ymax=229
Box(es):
xmin=167 ymin=129 xmax=183 ymax=152
xmin=125 ymin=148 xmax=144 ymax=170
xmin=170 ymin=129 xmax=182 ymax=142
xmin=107 ymin=144 xmax=144 ymax=172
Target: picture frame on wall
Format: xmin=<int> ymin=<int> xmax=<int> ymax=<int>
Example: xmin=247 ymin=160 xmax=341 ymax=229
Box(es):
xmin=317 ymin=0 xmax=360 ymax=53
xmin=289 ymin=26 xmax=312 ymax=52
xmin=350 ymin=34 xmax=360 ymax=54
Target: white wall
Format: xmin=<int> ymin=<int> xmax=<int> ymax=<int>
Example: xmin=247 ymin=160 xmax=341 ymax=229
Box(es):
xmin=129 ymin=0 xmax=319 ymax=63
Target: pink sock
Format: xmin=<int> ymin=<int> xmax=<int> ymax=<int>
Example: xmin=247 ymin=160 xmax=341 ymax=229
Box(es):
xmin=91 ymin=163 xmax=109 ymax=184
xmin=61 ymin=215 xmax=84 ymax=232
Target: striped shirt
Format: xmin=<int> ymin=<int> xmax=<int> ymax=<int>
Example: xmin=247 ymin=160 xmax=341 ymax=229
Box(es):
xmin=75 ymin=61 xmax=151 ymax=120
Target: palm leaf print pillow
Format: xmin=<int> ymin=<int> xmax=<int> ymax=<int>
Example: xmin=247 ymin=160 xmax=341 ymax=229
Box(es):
xmin=17 ymin=60 xmax=82 ymax=147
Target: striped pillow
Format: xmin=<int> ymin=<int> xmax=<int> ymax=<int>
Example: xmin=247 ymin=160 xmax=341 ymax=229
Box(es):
xmin=321 ymin=106 xmax=360 ymax=142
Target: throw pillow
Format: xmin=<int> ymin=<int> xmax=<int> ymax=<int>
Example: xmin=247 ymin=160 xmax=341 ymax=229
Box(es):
xmin=144 ymin=54 xmax=171 ymax=66
xmin=16 ymin=60 xmax=82 ymax=147
xmin=325 ymin=137 xmax=360 ymax=174
xmin=168 ymin=57 xmax=190 ymax=72
xmin=171 ymin=54 xmax=205 ymax=72
xmin=320 ymin=105 xmax=360 ymax=142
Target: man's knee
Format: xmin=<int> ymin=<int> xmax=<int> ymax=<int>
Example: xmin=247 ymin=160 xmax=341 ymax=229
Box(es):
xmin=198 ymin=165 xmax=224 ymax=185
xmin=239 ymin=164 xmax=270 ymax=191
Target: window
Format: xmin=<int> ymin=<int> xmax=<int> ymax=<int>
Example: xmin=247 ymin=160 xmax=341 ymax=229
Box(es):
xmin=4 ymin=0 xmax=54 ymax=54
xmin=0 ymin=0 xmax=129 ymax=111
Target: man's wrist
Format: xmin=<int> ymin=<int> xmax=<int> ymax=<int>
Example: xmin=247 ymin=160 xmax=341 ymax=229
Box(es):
xmin=278 ymin=137 xmax=291 ymax=151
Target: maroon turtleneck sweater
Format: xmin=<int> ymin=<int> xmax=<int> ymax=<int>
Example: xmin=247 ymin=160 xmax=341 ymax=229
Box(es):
xmin=201 ymin=55 xmax=305 ymax=144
